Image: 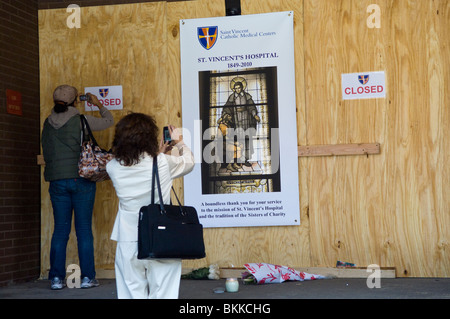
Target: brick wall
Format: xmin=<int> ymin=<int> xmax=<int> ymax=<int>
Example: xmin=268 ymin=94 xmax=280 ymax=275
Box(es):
xmin=0 ymin=0 xmax=41 ymax=286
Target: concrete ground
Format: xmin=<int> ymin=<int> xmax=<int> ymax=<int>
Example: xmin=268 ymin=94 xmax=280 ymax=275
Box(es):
xmin=0 ymin=277 xmax=447 ymax=317
xmin=0 ymin=277 xmax=448 ymax=299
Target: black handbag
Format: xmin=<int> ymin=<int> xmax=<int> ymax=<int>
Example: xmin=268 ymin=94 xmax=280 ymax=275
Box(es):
xmin=137 ymin=156 xmax=206 ymax=260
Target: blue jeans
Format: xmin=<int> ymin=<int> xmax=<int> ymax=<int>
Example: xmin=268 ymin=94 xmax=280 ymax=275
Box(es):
xmin=48 ymin=178 xmax=96 ymax=280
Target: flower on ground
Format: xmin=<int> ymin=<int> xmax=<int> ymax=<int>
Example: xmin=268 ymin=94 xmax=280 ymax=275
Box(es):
xmin=241 ymin=271 xmax=257 ymax=284
xmin=181 ymin=264 xmax=220 ymax=280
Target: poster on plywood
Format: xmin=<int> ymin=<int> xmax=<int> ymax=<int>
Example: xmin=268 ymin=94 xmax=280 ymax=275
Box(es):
xmin=180 ymin=12 xmax=299 ymax=228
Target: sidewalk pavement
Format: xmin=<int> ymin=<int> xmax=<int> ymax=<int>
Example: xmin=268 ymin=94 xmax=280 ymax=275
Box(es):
xmin=0 ymin=277 xmax=448 ymax=299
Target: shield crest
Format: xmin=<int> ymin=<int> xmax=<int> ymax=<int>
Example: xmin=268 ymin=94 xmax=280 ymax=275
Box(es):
xmin=198 ymin=26 xmax=218 ymax=50
xmin=358 ymin=75 xmax=369 ymax=85
xmin=99 ymin=88 xmax=109 ymax=98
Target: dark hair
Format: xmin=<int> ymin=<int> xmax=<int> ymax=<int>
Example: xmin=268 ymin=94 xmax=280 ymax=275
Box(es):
xmin=112 ymin=112 xmax=159 ymax=166
xmin=53 ymin=98 xmax=76 ymax=113
xmin=54 ymin=102 xmax=68 ymax=113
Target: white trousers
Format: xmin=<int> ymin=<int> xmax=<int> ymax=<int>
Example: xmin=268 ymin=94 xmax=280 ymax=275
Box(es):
xmin=115 ymin=241 xmax=182 ymax=299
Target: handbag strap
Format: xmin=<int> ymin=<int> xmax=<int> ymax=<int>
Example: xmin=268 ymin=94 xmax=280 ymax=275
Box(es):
xmin=151 ymin=156 xmax=165 ymax=212
xmin=151 ymin=155 xmax=186 ymax=215
xmin=80 ymin=115 xmax=100 ymax=147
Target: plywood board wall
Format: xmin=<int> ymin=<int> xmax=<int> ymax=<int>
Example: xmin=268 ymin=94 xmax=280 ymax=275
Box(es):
xmin=39 ymin=0 xmax=449 ymax=278
xmin=304 ymin=0 xmax=449 ymax=277
xmin=39 ymin=2 xmax=170 ymax=275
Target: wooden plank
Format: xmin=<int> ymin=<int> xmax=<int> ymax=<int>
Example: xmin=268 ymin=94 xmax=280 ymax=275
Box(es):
xmin=38 ymin=141 xmax=381 ymax=166
xmin=95 ymin=266 xmax=396 ymax=279
xmin=298 ymin=143 xmax=380 ymax=157
xmin=37 ymin=155 xmax=45 ymax=165
xmin=219 ymin=267 xmax=395 ymax=279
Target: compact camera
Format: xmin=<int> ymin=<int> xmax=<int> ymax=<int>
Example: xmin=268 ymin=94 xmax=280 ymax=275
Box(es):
xmin=79 ymin=94 xmax=89 ymax=101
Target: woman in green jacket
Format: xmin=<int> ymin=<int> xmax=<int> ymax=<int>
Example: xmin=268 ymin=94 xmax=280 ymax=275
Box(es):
xmin=42 ymin=85 xmax=114 ymax=290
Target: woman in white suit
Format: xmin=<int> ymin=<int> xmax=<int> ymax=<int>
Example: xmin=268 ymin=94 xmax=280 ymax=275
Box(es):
xmin=106 ymin=113 xmax=194 ymax=299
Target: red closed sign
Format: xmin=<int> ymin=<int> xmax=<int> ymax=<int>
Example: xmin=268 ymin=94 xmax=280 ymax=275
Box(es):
xmin=342 ymin=72 xmax=386 ymax=100
xmin=84 ymin=85 xmax=123 ymax=111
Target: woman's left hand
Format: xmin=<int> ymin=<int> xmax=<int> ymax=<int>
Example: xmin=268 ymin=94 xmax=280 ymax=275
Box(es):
xmin=87 ymin=93 xmax=104 ymax=108
xmin=159 ymin=138 xmax=172 ymax=154
xmin=159 ymin=125 xmax=183 ymax=154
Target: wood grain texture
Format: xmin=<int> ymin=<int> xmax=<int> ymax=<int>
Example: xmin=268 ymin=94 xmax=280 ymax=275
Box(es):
xmin=298 ymin=143 xmax=380 ymax=157
xmin=304 ymin=0 xmax=449 ymax=277
xmin=39 ymin=0 xmax=449 ymax=278
xmin=39 ymin=2 xmax=168 ymax=276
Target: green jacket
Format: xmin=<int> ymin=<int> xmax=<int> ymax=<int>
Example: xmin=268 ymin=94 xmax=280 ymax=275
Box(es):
xmin=42 ymin=115 xmax=81 ymax=181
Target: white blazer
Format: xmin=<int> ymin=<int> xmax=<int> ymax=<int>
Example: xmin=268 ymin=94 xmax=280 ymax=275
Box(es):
xmin=106 ymin=145 xmax=194 ymax=242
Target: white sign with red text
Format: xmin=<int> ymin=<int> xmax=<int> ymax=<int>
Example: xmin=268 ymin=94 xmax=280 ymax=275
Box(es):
xmin=342 ymin=71 xmax=386 ymax=100
xmin=84 ymin=85 xmax=123 ymax=110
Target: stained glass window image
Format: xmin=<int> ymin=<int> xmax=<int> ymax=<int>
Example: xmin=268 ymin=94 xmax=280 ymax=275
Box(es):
xmin=199 ymin=67 xmax=281 ymax=194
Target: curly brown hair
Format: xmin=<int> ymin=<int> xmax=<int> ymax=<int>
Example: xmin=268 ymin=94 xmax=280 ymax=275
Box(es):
xmin=112 ymin=112 xmax=159 ymax=166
